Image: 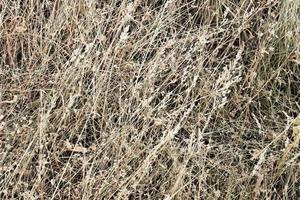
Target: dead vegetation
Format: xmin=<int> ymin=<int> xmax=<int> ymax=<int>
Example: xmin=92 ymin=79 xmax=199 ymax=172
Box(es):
xmin=0 ymin=0 xmax=300 ymax=199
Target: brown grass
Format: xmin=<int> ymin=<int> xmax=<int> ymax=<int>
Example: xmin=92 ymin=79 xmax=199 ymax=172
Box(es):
xmin=1 ymin=0 xmax=300 ymax=199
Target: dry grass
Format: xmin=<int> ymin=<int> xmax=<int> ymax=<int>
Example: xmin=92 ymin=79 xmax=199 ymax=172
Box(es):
xmin=0 ymin=0 xmax=300 ymax=199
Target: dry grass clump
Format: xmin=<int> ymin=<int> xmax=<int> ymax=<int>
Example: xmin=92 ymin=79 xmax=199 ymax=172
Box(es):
xmin=1 ymin=0 xmax=300 ymax=199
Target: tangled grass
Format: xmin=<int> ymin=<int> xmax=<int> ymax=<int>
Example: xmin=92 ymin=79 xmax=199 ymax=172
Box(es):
xmin=1 ymin=0 xmax=300 ymax=199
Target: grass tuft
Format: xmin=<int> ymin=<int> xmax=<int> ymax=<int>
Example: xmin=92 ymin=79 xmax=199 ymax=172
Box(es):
xmin=1 ymin=0 xmax=300 ymax=199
